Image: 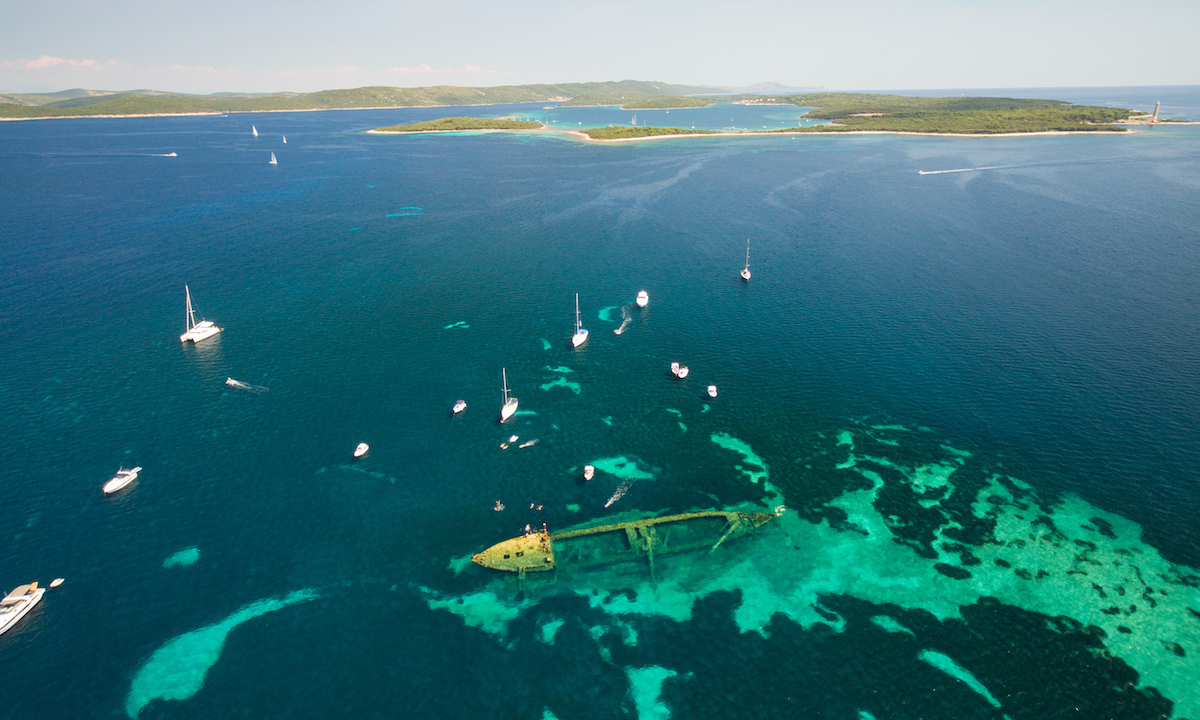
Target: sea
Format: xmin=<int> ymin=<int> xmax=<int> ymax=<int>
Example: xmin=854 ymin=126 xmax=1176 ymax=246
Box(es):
xmin=1 ymin=86 xmax=1198 ymax=720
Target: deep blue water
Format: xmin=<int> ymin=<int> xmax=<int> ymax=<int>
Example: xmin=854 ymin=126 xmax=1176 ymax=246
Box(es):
xmin=1 ymin=90 xmax=1199 ymax=720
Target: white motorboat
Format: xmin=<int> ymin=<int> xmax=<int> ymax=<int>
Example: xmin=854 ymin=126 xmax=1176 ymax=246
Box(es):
xmin=571 ymin=293 xmax=589 ymax=348
xmin=252 ymin=125 xmax=258 ymax=137
xmin=0 ymin=582 xmax=45 ymax=637
xmin=636 ymin=290 xmax=648 ymax=308
xmin=583 ymin=464 xmax=595 ymax=481
xmin=103 ymin=466 xmax=142 ymax=495
xmin=670 ymin=362 xmax=680 ymax=377
xmin=676 ymin=365 xmax=690 ymax=379
xmin=500 ymin=368 xmax=518 ymax=422
xmin=269 ymin=152 xmax=277 ymax=166
xmin=708 ymin=385 xmax=718 ymax=397
xmin=354 ymin=443 xmax=369 ymax=458
xmin=180 ymin=285 xmax=222 ymax=343
xmin=453 ymin=399 xmax=467 ymax=415
xmin=741 ymin=239 xmax=751 ymax=281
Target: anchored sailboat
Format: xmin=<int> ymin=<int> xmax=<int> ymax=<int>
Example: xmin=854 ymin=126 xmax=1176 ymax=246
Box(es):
xmin=571 ymin=293 xmax=589 ymax=348
xmin=500 ymin=368 xmax=518 ymax=422
xmin=180 ymin=286 xmax=222 ymax=343
xmin=741 ymin=239 xmax=751 ymax=281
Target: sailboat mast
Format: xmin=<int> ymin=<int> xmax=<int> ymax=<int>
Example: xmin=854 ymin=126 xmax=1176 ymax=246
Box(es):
xmin=575 ymin=293 xmax=581 ymax=332
xmin=502 ymin=368 xmax=509 ymax=403
xmin=184 ymin=285 xmax=194 ymax=331
xmin=745 ymin=239 xmax=750 ymax=269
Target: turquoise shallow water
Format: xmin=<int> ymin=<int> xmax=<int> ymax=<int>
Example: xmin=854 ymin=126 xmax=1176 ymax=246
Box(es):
xmin=1 ymin=91 xmax=1199 ymax=719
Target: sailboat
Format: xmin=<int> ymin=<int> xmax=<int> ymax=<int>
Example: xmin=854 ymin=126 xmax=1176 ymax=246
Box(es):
xmin=252 ymin=126 xmax=258 ymax=137
xmin=282 ymin=136 xmax=287 ymax=144
xmin=500 ymin=368 xmax=518 ymax=422
xmin=180 ymin=285 xmax=222 ymax=343
xmin=571 ymin=293 xmax=589 ymax=348
xmin=631 ymin=114 xmax=637 ymax=126
xmin=269 ymin=152 xmax=277 ymax=165
xmin=741 ymin=239 xmax=751 ymax=281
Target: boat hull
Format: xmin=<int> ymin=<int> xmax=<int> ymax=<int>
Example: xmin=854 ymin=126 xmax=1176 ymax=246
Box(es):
xmin=500 ymin=400 xmax=518 ymax=422
xmin=472 ymin=510 xmax=777 ymax=574
xmin=103 ymin=467 xmax=141 ymax=495
xmin=571 ymin=330 xmax=589 ymax=348
xmin=636 ymin=291 xmax=648 ymax=308
xmin=0 ymin=586 xmax=45 ymax=637
xmin=181 ymin=321 xmax=222 ymax=343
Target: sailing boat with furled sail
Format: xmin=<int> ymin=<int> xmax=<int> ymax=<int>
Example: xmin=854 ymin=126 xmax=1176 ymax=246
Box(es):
xmin=500 ymin=368 xmax=518 ymax=422
xmin=180 ymin=286 xmax=222 ymax=343
xmin=741 ymin=239 xmax=751 ymax=281
xmin=571 ymin=293 xmax=589 ymax=348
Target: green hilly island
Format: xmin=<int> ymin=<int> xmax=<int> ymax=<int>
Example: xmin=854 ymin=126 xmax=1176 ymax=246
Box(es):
xmin=1 ymin=81 xmax=1142 ymax=135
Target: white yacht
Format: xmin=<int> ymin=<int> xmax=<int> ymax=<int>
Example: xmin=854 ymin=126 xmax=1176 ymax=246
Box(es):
xmin=500 ymin=368 xmax=518 ymax=422
xmin=583 ymin=464 xmax=595 ymax=481
xmin=354 ymin=443 xmax=369 ymax=458
xmin=670 ymin=362 xmax=680 ymax=377
xmin=741 ymin=239 xmax=752 ymax=281
xmin=180 ymin=286 xmax=222 ymax=343
xmin=571 ymin=294 xmax=589 ymax=348
xmin=708 ymin=385 xmax=718 ymax=397
xmin=269 ymin=152 xmax=277 ymax=166
xmin=252 ymin=126 xmax=258 ymax=137
xmin=636 ymin=290 xmax=649 ymax=308
xmin=103 ymin=466 xmax=142 ymax=495
xmin=1 ymin=582 xmax=45 ymax=637
xmin=676 ymin=365 xmax=690 ymax=379
xmin=282 ymin=136 xmax=287 ymax=144
xmin=453 ymin=399 xmax=467 ymax=415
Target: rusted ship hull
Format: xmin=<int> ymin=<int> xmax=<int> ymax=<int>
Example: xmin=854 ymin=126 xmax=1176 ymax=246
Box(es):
xmin=471 ymin=510 xmax=777 ymax=577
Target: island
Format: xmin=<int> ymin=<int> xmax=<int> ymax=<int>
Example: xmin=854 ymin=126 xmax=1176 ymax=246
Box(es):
xmin=372 ymin=117 xmax=543 ymax=133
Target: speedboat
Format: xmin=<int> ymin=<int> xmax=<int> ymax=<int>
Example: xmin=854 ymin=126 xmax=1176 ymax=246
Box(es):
xmin=670 ymin=362 xmax=680 ymax=377
xmin=583 ymin=465 xmax=595 ymax=481
xmin=103 ymin=466 xmax=142 ymax=495
xmin=676 ymin=366 xmax=690 ymax=379
xmin=453 ymin=400 xmax=467 ymax=415
xmin=1 ymin=582 xmax=45 ymax=637
xmin=354 ymin=443 xmax=369 ymax=458
xmin=636 ymin=290 xmax=648 ymax=308
xmin=708 ymin=385 xmax=718 ymax=397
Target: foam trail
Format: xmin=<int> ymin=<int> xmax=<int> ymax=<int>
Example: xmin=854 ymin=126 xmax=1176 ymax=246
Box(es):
xmin=225 ymin=378 xmax=268 ymax=393
xmin=614 ymin=305 xmax=633 ymax=335
xmin=918 ymin=165 xmax=1014 ymax=175
xmin=604 ymin=480 xmax=633 ymax=508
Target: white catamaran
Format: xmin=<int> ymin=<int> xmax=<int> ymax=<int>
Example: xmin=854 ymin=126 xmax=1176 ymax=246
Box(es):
xmin=571 ymin=293 xmax=589 ymax=348
xmin=180 ymin=286 xmax=222 ymax=343
xmin=500 ymin=368 xmax=518 ymax=422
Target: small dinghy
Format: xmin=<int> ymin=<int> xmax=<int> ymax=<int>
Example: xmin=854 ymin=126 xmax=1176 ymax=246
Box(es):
xmin=583 ymin=464 xmax=595 ymax=481
xmin=670 ymin=362 xmax=680 ymax=377
xmin=353 ymin=443 xmax=369 ymax=458
xmin=708 ymin=385 xmax=718 ymax=397
xmin=676 ymin=365 xmax=690 ymax=379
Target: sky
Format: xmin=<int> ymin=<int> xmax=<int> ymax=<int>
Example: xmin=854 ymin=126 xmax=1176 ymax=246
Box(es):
xmin=2 ymin=0 xmax=1197 ymax=95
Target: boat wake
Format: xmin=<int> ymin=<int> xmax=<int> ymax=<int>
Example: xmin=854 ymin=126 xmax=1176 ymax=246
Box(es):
xmin=613 ymin=305 xmax=633 ymax=335
xmin=225 ymin=378 xmax=268 ymax=393
xmin=603 ymin=480 xmax=633 ymax=508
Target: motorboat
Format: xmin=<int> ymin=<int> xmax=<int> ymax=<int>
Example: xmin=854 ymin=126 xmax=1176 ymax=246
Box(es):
xmin=741 ymin=239 xmax=751 ymax=281
xmin=708 ymin=385 xmax=718 ymax=397
xmin=1 ymin=582 xmax=45 ymax=637
xmin=676 ymin=365 xmax=690 ymax=379
xmin=583 ymin=465 xmax=595 ymax=481
xmin=103 ymin=466 xmax=142 ymax=495
xmin=500 ymin=368 xmax=518 ymax=422
xmin=453 ymin=400 xmax=467 ymax=415
xmin=180 ymin=285 xmax=222 ymax=343
xmin=636 ymin=290 xmax=649 ymax=308
xmin=571 ymin=294 xmax=589 ymax=348
xmin=354 ymin=443 xmax=369 ymax=458
xmin=670 ymin=362 xmax=680 ymax=376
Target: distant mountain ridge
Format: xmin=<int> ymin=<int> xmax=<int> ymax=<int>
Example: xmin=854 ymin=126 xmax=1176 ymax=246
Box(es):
xmin=0 ymin=81 xmax=728 ymax=117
